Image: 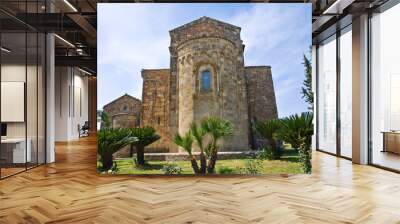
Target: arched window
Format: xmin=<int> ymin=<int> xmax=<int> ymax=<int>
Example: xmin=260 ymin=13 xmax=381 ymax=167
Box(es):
xmin=123 ymin=105 xmax=128 ymax=112
xmin=201 ymin=70 xmax=211 ymax=91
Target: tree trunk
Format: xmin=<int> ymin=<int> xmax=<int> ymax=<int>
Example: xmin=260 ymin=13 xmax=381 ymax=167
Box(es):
xmin=101 ymin=153 xmax=113 ymax=171
xmin=207 ymin=150 xmax=218 ymax=174
xmin=269 ymin=140 xmax=279 ymax=159
xmin=200 ymin=152 xmax=207 ymax=174
xmin=269 ymin=139 xmax=276 ymax=151
xmin=190 ymin=157 xmax=200 ymax=174
xmin=129 ymin=144 xmax=134 ymax=157
xmin=136 ymin=146 xmax=145 ymax=166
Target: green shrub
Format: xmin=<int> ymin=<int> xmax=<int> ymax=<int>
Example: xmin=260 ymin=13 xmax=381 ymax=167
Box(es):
xmin=162 ymin=163 xmax=183 ymax=175
xmin=217 ymin=166 xmax=235 ymax=174
xmin=278 ymin=112 xmax=313 ymax=173
xmin=257 ymin=146 xmax=283 ymax=160
xmin=100 ymin=112 xmax=111 ymax=129
xmin=108 ymin=162 xmax=119 ymax=174
xmin=132 ymin=156 xmax=150 ymax=168
xmin=128 ymin=127 xmax=160 ymax=166
xmin=201 ymin=117 xmax=233 ymax=174
xmin=174 ymin=117 xmax=233 ymax=174
xmin=97 ymin=128 xmax=137 ymax=171
xmin=241 ymin=159 xmax=263 ymax=175
xmin=174 ymin=131 xmax=200 ymax=174
xmin=257 ymin=147 xmax=274 ymax=160
xmin=97 ymin=161 xmax=119 ymax=174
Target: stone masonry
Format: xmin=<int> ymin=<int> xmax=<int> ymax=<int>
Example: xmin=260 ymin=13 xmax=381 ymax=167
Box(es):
xmin=103 ymin=94 xmax=141 ymax=129
xmin=144 ymin=17 xmax=278 ymax=152
xmin=141 ymin=69 xmax=172 ymax=152
xmin=103 ymin=94 xmax=142 ymax=158
xmin=245 ymin=66 xmax=278 ymax=149
xmin=106 ymin=17 xmax=278 ymax=154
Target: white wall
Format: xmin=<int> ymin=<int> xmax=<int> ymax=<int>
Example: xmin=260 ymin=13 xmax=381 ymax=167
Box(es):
xmin=1 ymin=65 xmax=40 ymax=138
xmin=1 ymin=65 xmax=26 ymax=139
xmin=55 ymin=67 xmax=89 ymax=141
xmin=72 ymin=72 xmax=89 ymax=138
xmin=1 ymin=62 xmax=47 ymax=164
xmin=55 ymin=67 xmax=69 ymax=141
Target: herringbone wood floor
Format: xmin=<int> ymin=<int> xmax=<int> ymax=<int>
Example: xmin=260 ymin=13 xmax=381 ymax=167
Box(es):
xmin=1 ymin=136 xmax=400 ymax=224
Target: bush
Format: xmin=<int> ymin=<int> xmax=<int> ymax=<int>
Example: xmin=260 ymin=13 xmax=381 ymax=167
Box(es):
xmin=97 ymin=161 xmax=119 ymax=174
xmin=174 ymin=117 xmax=233 ymax=174
xmin=132 ymin=156 xmax=150 ymax=168
xmin=257 ymin=146 xmax=283 ymax=160
xmin=255 ymin=119 xmax=280 ymax=153
xmin=162 ymin=163 xmax=183 ymax=175
xmin=257 ymin=147 xmax=274 ymax=160
xmin=108 ymin=162 xmax=119 ymax=174
xmin=241 ymin=159 xmax=263 ymax=175
xmin=97 ymin=128 xmax=137 ymax=171
xmin=278 ymin=112 xmax=313 ymax=173
xmin=128 ymin=127 xmax=160 ymax=166
xmin=217 ymin=166 xmax=235 ymax=174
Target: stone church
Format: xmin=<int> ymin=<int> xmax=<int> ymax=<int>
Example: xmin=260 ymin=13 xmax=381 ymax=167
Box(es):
xmin=103 ymin=94 xmax=142 ymax=129
xmin=140 ymin=17 xmax=278 ymax=153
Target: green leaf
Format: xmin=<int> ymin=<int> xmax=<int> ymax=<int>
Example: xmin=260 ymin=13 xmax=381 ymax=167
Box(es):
xmin=173 ymin=131 xmax=194 ymax=156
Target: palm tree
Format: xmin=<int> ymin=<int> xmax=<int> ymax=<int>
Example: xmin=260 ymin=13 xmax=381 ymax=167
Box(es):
xmin=201 ymin=117 xmax=233 ymax=174
xmin=174 ymin=131 xmax=200 ymax=174
xmin=276 ymin=115 xmax=302 ymax=150
xmin=278 ymin=112 xmax=314 ymax=173
xmin=255 ymin=119 xmax=281 ymax=159
xmin=97 ymin=128 xmax=137 ymax=171
xmin=190 ymin=122 xmax=207 ymax=174
xmin=100 ymin=112 xmax=111 ymax=129
xmin=129 ymin=127 xmax=160 ymax=166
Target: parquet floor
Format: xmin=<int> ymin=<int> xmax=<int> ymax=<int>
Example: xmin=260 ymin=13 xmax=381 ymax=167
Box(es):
xmin=1 ymin=136 xmax=400 ymax=223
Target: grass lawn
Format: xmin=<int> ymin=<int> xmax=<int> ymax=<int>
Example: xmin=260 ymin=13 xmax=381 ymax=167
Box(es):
xmin=109 ymin=149 xmax=303 ymax=175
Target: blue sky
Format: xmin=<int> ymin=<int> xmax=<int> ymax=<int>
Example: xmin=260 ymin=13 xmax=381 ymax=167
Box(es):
xmin=98 ymin=3 xmax=311 ymax=117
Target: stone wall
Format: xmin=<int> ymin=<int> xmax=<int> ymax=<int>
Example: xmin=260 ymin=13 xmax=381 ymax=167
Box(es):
xmin=170 ymin=16 xmax=243 ymax=50
xmin=169 ymin=16 xmax=246 ymax=147
xmin=245 ymin=66 xmax=278 ymax=149
xmin=103 ymin=94 xmax=141 ymax=129
xmin=173 ymin=36 xmax=250 ymax=151
xmin=141 ymin=69 xmax=172 ymax=152
xmin=111 ymin=114 xmax=138 ymax=129
xmin=112 ymin=17 xmax=278 ymax=155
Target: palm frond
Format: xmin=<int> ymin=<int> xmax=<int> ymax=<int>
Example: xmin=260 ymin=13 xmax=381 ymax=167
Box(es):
xmin=277 ymin=112 xmax=313 ymax=149
xmin=201 ymin=117 xmax=233 ymax=141
xmin=97 ymin=128 xmax=137 ymax=155
xmin=255 ymin=119 xmax=280 ymax=140
xmin=173 ymin=131 xmax=194 ymax=155
xmin=190 ymin=122 xmax=206 ymax=151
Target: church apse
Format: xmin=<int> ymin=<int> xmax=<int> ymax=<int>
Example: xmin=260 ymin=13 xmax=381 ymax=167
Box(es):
xmin=138 ymin=17 xmax=277 ymax=152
